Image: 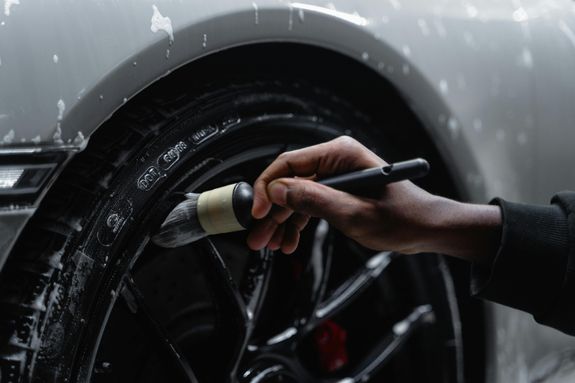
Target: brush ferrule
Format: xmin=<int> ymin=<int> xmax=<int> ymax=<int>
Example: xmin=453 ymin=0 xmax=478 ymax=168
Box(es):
xmin=197 ymin=183 xmax=252 ymax=235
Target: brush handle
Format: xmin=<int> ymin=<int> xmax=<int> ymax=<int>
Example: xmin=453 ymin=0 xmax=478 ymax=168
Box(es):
xmin=318 ymin=158 xmax=430 ymax=193
xmin=189 ymin=159 xmax=431 ymax=234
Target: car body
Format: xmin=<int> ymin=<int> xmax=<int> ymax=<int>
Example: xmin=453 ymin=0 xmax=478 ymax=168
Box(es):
xmin=1 ymin=0 xmax=575 ymax=382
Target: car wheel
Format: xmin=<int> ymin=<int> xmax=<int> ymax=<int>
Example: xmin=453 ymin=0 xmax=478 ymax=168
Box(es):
xmin=0 ymin=80 xmax=463 ymax=382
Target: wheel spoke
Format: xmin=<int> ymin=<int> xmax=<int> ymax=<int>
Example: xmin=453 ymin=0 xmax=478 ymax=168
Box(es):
xmin=198 ymin=238 xmax=265 ymax=380
xmin=306 ymin=251 xmax=397 ymax=331
xmin=263 ymin=220 xmax=333 ymax=347
xmin=334 ymin=305 xmax=436 ymax=383
xmin=305 ymin=220 xmax=333 ymax=319
xmin=241 ymin=247 xmax=274 ymax=325
xmin=121 ymin=276 xmax=199 ymax=383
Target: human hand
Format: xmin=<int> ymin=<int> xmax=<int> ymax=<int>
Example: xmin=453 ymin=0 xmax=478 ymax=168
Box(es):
xmin=246 ymin=136 xmax=441 ymax=255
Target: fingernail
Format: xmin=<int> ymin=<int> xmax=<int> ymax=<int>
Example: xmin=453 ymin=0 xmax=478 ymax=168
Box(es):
xmin=268 ymin=181 xmax=288 ymax=205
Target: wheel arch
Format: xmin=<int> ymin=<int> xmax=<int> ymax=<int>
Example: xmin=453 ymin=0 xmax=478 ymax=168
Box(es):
xmin=63 ymin=37 xmax=474 ymax=198
xmin=59 ymin=39 xmax=489 ymax=382
xmin=39 ymin=5 xmax=484 ymax=202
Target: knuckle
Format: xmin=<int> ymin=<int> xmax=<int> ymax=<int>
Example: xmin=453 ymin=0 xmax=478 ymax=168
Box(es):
xmin=289 ymin=185 xmax=317 ymax=212
xmin=334 ymin=135 xmax=360 ymax=151
xmin=277 ymin=151 xmax=291 ymax=161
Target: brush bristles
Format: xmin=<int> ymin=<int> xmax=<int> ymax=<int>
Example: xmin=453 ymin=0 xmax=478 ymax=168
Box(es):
xmin=152 ymin=194 xmax=207 ymax=248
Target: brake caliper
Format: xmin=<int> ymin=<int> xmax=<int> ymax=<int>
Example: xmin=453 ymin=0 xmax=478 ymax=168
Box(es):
xmin=314 ymin=320 xmax=348 ymax=373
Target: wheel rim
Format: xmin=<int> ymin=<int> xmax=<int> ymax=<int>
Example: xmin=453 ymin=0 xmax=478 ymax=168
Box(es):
xmin=83 ymin=115 xmax=461 ymax=383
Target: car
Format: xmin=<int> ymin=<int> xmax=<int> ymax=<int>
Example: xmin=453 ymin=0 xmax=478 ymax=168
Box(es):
xmin=1 ymin=0 xmax=575 ymax=382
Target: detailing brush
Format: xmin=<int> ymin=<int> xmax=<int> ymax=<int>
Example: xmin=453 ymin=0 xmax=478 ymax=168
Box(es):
xmin=152 ymin=158 xmax=430 ymax=248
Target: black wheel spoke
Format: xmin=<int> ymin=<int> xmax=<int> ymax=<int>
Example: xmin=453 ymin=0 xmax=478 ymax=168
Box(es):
xmin=264 ymin=220 xmax=333 ymax=347
xmin=306 ymin=251 xmax=397 ymax=331
xmin=242 ymin=247 xmax=274 ymax=325
xmin=121 ymin=276 xmax=199 ymax=383
xmin=198 ymin=238 xmax=263 ymax=380
xmin=305 ymin=220 xmax=334 ymax=319
xmin=335 ymin=305 xmax=436 ymax=383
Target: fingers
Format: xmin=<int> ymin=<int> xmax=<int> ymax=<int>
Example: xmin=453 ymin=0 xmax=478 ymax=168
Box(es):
xmin=249 ymin=177 xmax=364 ymax=251
xmin=246 ymin=212 xmax=310 ymax=252
xmin=251 ymin=136 xmax=386 ymax=219
xmin=266 ymin=178 xmax=357 ymax=223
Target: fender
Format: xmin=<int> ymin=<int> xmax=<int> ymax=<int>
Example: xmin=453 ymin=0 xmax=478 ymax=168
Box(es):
xmin=1 ymin=0 xmax=528 ymax=203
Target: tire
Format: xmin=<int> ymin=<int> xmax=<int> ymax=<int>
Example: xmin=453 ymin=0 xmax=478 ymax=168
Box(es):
xmin=0 ymin=79 xmax=463 ymax=383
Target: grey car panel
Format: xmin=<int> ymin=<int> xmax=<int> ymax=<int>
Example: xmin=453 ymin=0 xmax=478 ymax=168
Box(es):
xmin=1 ymin=1 xmax=575 ymax=382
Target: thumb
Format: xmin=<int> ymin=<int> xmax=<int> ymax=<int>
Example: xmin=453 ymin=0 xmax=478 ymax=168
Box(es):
xmin=267 ymin=178 xmax=357 ymax=223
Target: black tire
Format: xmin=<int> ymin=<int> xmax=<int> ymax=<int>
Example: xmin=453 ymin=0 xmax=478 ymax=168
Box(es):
xmin=0 ymin=79 xmax=462 ymax=383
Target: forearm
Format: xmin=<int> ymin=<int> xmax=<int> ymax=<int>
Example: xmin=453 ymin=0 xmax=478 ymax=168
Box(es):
xmin=417 ymin=197 xmax=502 ymax=264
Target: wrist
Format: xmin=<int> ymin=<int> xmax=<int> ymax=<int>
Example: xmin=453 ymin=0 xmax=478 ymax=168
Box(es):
xmin=418 ymin=197 xmax=502 ymax=263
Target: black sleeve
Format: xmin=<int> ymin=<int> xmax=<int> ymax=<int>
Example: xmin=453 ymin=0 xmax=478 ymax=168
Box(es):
xmin=471 ymin=191 xmax=575 ymax=335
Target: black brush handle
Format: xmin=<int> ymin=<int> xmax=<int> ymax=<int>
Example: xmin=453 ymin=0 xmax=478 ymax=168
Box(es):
xmin=233 ymin=158 xmax=429 ymax=229
xmin=318 ymin=158 xmax=430 ymax=193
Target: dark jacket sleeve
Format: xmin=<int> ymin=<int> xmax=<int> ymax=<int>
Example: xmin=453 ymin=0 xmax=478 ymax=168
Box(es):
xmin=471 ymin=191 xmax=575 ymax=335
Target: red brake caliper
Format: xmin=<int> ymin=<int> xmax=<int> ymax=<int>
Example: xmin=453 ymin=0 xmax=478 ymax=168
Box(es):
xmin=314 ymin=320 xmax=349 ymax=373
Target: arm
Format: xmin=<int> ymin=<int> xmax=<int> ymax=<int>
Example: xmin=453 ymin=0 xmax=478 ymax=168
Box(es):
xmin=247 ymin=136 xmax=502 ymax=264
xmin=247 ymin=136 xmax=575 ymax=336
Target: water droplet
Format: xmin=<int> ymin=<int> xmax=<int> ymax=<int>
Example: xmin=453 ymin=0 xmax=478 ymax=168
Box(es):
xmin=519 ymin=48 xmax=533 ymax=68
xmin=99 ymin=95 xmax=104 ymax=101
xmin=298 ymin=8 xmax=304 ymax=23
xmin=150 ymin=5 xmax=174 ymax=44
xmin=399 ymin=46 xmax=409 ymax=59
xmin=389 ymin=0 xmax=401 ymax=10
xmin=402 ymin=64 xmax=410 ymax=75
xmin=252 ymin=2 xmax=259 ymax=24
xmin=361 ymin=52 xmax=369 ymax=61
xmin=463 ymin=31 xmax=475 ymax=47
xmin=2 ymin=129 xmax=14 ymax=144
xmin=456 ymin=74 xmax=467 ymax=90
xmin=53 ymin=124 xmax=63 ymax=144
xmin=377 ymin=62 xmax=385 ymax=71
xmin=439 ymin=79 xmax=449 ymax=94
xmin=417 ymin=18 xmax=430 ymax=36
xmin=517 ymin=132 xmax=528 ymax=145
xmin=123 ymin=97 xmax=128 ymax=103
xmin=447 ymin=117 xmax=459 ymax=138
xmin=73 ymin=131 xmax=85 ymax=145
xmin=473 ymin=118 xmax=483 ymax=132
xmin=433 ymin=19 xmax=447 ymax=38
xmin=525 ymin=114 xmax=535 ymax=128
xmin=4 ymin=0 xmax=19 ymax=17
xmin=31 ymin=135 xmax=41 ymax=144
xmin=202 ymin=33 xmax=207 ymax=48
xmin=559 ymin=20 xmax=575 ymax=48
xmin=513 ymin=7 xmax=528 ymax=22
xmin=0 ymin=21 xmax=4 ymax=26
xmin=288 ymin=4 xmax=294 ymax=30
xmin=165 ymin=49 xmax=170 ymax=59
xmin=57 ymin=99 xmax=66 ymax=121
xmin=132 ymin=61 xmax=137 ymax=67
xmin=53 ymin=54 xmax=59 ymax=64
xmin=466 ymin=4 xmax=478 ymax=18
